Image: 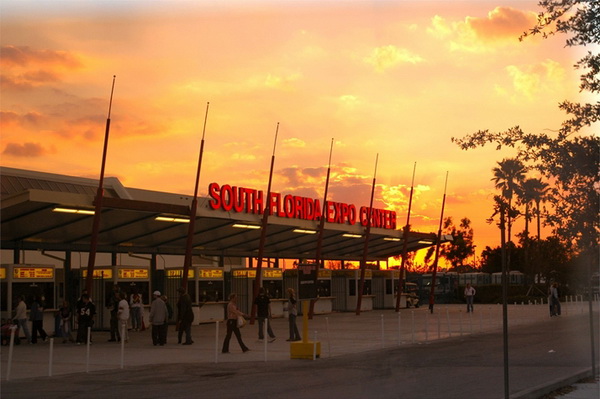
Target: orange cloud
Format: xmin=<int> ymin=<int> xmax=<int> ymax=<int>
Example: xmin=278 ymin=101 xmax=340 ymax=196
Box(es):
xmin=2 ymin=142 xmax=47 ymax=157
xmin=428 ymin=7 xmax=537 ymax=52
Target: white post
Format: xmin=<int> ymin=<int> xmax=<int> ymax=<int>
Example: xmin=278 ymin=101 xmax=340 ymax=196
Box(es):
xmin=411 ymin=311 xmax=415 ymax=344
xmin=263 ymin=321 xmax=268 ymax=362
xmin=380 ymin=314 xmax=385 ymax=349
xmin=120 ymin=323 xmax=125 ymax=369
xmin=6 ymin=325 xmax=17 ymax=381
xmin=49 ymin=338 xmax=55 ymax=376
xmin=446 ymin=308 xmax=452 ymax=338
xmin=397 ymin=313 xmax=402 ymax=346
xmin=214 ymin=321 xmax=219 ymax=364
xmin=86 ymin=326 xmax=91 ymax=373
xmin=313 ymin=331 xmax=317 ymax=361
xmin=325 ymin=317 xmax=331 ymax=358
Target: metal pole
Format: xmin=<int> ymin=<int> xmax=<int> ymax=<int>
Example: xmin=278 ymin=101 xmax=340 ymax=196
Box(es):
xmin=396 ymin=162 xmax=417 ymax=312
xmin=182 ymin=102 xmax=210 ymax=289
xmin=85 ymin=76 xmax=116 ymax=296
xmin=428 ymin=172 xmax=449 ymax=314
xmin=251 ymin=124 xmax=279 ymax=323
xmin=356 ymin=154 xmax=378 ymax=315
xmin=309 ymin=138 xmax=334 ymax=318
xmin=500 ymin=200 xmax=510 ymax=399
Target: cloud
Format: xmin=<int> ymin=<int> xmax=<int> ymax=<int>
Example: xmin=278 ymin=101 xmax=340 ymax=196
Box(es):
xmin=427 ymin=7 xmax=537 ymax=53
xmin=364 ymin=45 xmax=424 ymax=72
xmin=0 ymin=46 xmax=83 ymax=90
xmin=497 ymin=59 xmax=566 ymax=100
xmin=2 ymin=142 xmax=47 ymax=157
xmin=282 ymin=137 xmax=306 ymax=148
xmin=0 ymin=111 xmax=45 ymax=128
xmin=1 ymin=46 xmax=82 ymax=68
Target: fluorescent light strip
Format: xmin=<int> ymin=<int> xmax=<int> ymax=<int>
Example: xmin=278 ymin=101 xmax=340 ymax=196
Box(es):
xmin=418 ymin=240 xmax=435 ymax=244
xmin=53 ymin=207 xmax=95 ymax=215
xmin=293 ymin=229 xmax=317 ymax=234
xmin=342 ymin=233 xmax=362 ymax=238
xmin=384 ymin=237 xmax=401 ymax=241
xmin=155 ymin=216 xmax=190 ymax=223
xmin=232 ymin=223 xmax=261 ymax=230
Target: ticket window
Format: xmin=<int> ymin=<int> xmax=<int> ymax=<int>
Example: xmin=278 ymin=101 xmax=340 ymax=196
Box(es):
xmin=349 ymin=279 xmax=372 ymax=296
xmin=12 ymin=282 xmax=55 ymax=308
xmin=113 ymin=282 xmax=150 ymax=305
xmin=263 ymin=280 xmax=283 ymax=299
xmin=316 ymin=280 xmax=331 ymax=297
xmin=198 ymin=281 xmax=222 ymax=302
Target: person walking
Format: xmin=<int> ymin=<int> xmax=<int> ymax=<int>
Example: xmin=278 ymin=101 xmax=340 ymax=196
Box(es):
xmin=14 ymin=295 xmax=31 ymax=344
xmin=106 ymin=285 xmax=121 ymax=342
xmin=76 ymin=294 xmax=96 ymax=345
xmin=30 ymin=296 xmax=48 ymax=344
xmin=222 ymin=293 xmax=249 ymax=353
xmin=149 ymin=291 xmax=168 ymax=346
xmin=464 ymin=283 xmax=476 ymax=313
xmin=254 ymin=287 xmax=276 ymax=342
xmin=58 ymin=300 xmax=74 ymax=343
xmin=117 ymin=292 xmax=130 ymax=343
xmin=286 ymin=288 xmax=301 ymax=342
xmin=549 ymin=282 xmax=561 ymax=317
xmin=129 ymin=290 xmax=143 ymax=332
xmin=176 ymin=287 xmax=194 ymax=345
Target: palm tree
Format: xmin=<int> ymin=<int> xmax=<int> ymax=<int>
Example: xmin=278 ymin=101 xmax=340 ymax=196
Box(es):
xmin=519 ymin=177 xmax=549 ymax=285
xmin=519 ymin=177 xmax=549 ymax=240
xmin=491 ymin=158 xmax=527 ymax=245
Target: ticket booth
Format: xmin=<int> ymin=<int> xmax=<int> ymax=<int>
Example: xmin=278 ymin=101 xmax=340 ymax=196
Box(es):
xmin=372 ymin=270 xmax=398 ymax=309
xmin=283 ymin=268 xmax=334 ymax=315
xmin=82 ymin=266 xmax=151 ymax=329
xmin=231 ymin=268 xmax=285 ymax=317
xmin=331 ymin=269 xmax=373 ymax=312
xmin=2 ymin=264 xmax=60 ymax=329
xmin=196 ymin=268 xmax=226 ymax=323
xmin=164 ymin=268 xmax=196 ymax=316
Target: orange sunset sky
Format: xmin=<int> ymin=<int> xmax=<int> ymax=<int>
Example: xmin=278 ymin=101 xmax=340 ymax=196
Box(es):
xmin=0 ymin=0 xmax=587 ymax=267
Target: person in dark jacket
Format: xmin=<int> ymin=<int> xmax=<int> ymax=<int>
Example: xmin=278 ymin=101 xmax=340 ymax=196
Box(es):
xmin=254 ymin=287 xmax=276 ymax=342
xmin=76 ymin=294 xmax=96 ymax=345
xmin=30 ymin=296 xmax=48 ymax=344
xmin=177 ymin=287 xmax=194 ymax=345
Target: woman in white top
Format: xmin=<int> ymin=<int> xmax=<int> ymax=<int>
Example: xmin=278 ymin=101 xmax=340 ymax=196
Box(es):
xmin=221 ymin=293 xmax=249 ymax=353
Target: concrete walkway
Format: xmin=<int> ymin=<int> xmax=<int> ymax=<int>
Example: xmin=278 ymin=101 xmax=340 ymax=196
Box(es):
xmin=2 ymin=300 xmax=598 ymax=398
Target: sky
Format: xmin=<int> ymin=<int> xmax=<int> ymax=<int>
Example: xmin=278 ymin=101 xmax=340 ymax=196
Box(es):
xmin=0 ymin=0 xmax=585 ymax=267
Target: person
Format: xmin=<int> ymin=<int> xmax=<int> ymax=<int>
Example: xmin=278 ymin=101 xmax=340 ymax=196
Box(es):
xmin=76 ymin=294 xmax=96 ymax=345
xmin=106 ymin=285 xmax=121 ymax=342
xmin=14 ymin=295 xmax=31 ymax=344
xmin=129 ymin=290 xmax=143 ymax=331
xmin=149 ymin=290 xmax=168 ymax=346
xmin=286 ymin=288 xmax=301 ymax=342
xmin=254 ymin=287 xmax=276 ymax=342
xmin=464 ymin=283 xmax=476 ymax=313
xmin=549 ymin=282 xmax=561 ymax=317
xmin=222 ymin=293 xmax=250 ymax=353
xmin=117 ymin=292 xmax=130 ymax=343
xmin=30 ymin=296 xmax=48 ymax=344
xmin=176 ymin=287 xmax=194 ymax=345
xmin=58 ymin=300 xmax=74 ymax=343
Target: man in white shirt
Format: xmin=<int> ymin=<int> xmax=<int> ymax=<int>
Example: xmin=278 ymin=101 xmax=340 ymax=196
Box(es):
xmin=464 ymin=283 xmax=476 ymax=313
xmin=117 ymin=292 xmax=130 ymax=343
xmin=14 ymin=296 xmax=31 ymax=343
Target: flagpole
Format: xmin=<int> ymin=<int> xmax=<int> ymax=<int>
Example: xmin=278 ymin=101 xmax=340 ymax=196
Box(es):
xmin=309 ymin=138 xmax=334 ymax=318
xmin=356 ymin=154 xmax=378 ymax=315
xmin=182 ymin=102 xmax=210 ymax=290
xmin=250 ymin=123 xmax=279 ymax=324
xmin=85 ymin=75 xmax=116 ymax=296
xmin=428 ymin=172 xmax=449 ymax=314
xmin=395 ymin=162 xmax=416 ymax=312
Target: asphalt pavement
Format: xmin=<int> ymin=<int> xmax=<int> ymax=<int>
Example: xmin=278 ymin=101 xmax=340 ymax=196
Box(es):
xmin=1 ymin=300 xmax=598 ymax=399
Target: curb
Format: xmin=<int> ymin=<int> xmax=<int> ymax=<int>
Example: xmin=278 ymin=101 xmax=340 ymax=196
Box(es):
xmin=512 ymin=367 xmax=597 ymax=399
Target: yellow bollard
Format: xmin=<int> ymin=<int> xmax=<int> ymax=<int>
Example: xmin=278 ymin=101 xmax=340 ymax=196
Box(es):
xmin=290 ymin=301 xmax=321 ymax=359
